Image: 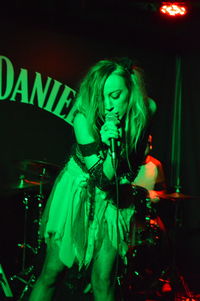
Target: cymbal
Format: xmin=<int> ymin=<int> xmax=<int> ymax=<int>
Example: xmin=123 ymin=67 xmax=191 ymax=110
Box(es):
xmin=17 ymin=159 xmax=61 ymax=180
xmin=158 ymin=191 xmax=199 ymax=200
xmin=9 ymin=180 xmax=39 ymax=190
xmin=2 ymin=176 xmax=51 ymax=196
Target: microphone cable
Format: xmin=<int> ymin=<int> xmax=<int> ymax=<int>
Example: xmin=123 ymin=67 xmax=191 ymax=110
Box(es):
xmin=111 ymin=157 xmax=125 ymax=301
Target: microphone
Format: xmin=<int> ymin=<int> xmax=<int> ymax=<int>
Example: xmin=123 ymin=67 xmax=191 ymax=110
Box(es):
xmin=105 ymin=112 xmax=119 ymax=166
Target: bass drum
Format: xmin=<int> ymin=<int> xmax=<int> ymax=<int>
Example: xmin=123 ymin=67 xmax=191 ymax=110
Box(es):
xmin=118 ymin=200 xmax=170 ymax=300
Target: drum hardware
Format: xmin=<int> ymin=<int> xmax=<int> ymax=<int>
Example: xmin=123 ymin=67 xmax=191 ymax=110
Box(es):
xmin=33 ymin=192 xmax=45 ymax=251
xmin=16 ymin=159 xmax=60 ymax=182
xmin=133 ymin=196 xmax=163 ymax=248
xmin=0 ymin=264 xmax=13 ymax=298
xmin=17 ymin=243 xmax=38 ymax=255
xmin=117 ymin=185 xmax=198 ymax=299
xmin=155 ymin=186 xmax=196 ymax=299
xmin=157 ymin=190 xmax=199 ymax=201
xmin=115 ymin=185 xmax=197 ymax=299
xmin=117 ymin=193 xmax=168 ymax=299
xmin=20 ymin=190 xmax=32 ymax=272
xmin=15 ymin=187 xmax=44 ymax=268
xmin=9 ymin=190 xmax=42 ymax=298
xmin=10 ymin=273 xmax=36 ymax=301
xmin=9 ymin=188 xmax=38 ymax=298
xmin=9 ymin=159 xmax=60 ymax=299
xmin=10 ymin=266 xmax=35 ymax=283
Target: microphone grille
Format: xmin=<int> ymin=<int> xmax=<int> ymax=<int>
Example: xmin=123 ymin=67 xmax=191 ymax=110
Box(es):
xmin=105 ymin=112 xmax=118 ymax=124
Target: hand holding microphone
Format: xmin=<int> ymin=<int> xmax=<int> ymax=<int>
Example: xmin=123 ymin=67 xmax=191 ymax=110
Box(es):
xmin=100 ymin=112 xmax=121 ymax=165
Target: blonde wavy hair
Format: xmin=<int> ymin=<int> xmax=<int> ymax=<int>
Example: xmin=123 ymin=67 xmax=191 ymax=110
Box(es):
xmin=75 ymin=58 xmax=152 ymax=155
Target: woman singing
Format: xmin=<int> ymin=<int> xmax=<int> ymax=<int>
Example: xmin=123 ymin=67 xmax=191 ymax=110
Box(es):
xmin=29 ymin=57 xmax=157 ymax=301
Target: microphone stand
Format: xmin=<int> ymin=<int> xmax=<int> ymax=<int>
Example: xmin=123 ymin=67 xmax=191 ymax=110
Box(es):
xmin=161 ymin=55 xmax=194 ymax=299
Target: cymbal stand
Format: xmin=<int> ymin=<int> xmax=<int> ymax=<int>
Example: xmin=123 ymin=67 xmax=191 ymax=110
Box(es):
xmin=10 ymin=188 xmax=36 ymax=299
xmin=10 ymin=172 xmax=46 ymax=299
xmin=17 ymin=174 xmax=34 ymax=271
xmin=34 ymin=175 xmax=45 ymax=252
xmin=36 ymin=167 xmax=47 ymax=249
xmin=159 ymin=186 xmax=194 ymax=299
xmin=17 ymin=274 xmax=35 ymax=300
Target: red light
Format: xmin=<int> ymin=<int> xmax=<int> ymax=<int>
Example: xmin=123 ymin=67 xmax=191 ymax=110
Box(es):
xmin=161 ymin=282 xmax=172 ymax=293
xmin=160 ymin=2 xmax=187 ymax=16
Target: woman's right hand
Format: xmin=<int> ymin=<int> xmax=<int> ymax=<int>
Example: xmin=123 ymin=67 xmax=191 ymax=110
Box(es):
xmin=100 ymin=119 xmax=120 ymax=147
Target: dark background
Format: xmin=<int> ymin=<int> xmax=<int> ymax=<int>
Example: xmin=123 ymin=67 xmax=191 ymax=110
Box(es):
xmin=0 ymin=0 xmax=200 ymax=298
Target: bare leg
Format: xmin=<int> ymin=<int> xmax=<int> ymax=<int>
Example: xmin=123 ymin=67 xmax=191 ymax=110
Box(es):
xmin=91 ymin=230 xmax=118 ymax=301
xmin=29 ymin=238 xmax=66 ymax=301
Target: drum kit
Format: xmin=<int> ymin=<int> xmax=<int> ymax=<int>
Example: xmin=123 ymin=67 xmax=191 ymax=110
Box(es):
xmin=1 ymin=159 xmax=198 ymax=300
xmin=2 ymin=159 xmax=60 ymax=300
xmin=117 ymin=188 xmax=200 ymax=300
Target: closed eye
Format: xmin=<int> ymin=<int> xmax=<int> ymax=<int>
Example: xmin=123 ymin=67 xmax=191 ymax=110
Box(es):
xmin=110 ymin=91 xmax=121 ymax=99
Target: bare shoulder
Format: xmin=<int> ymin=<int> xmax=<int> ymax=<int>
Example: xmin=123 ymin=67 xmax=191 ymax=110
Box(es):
xmin=148 ymin=97 xmax=157 ymax=115
xmin=73 ymin=112 xmax=95 ymax=144
xmin=73 ymin=111 xmax=87 ymax=125
xmin=148 ymin=155 xmax=162 ymax=167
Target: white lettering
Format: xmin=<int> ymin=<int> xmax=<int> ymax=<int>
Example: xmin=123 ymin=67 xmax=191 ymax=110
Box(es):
xmin=53 ymin=86 xmax=75 ymax=120
xmin=30 ymin=72 xmax=52 ymax=107
xmin=45 ymin=79 xmax=62 ymax=111
xmin=10 ymin=68 xmax=28 ymax=103
xmin=0 ymin=56 xmax=14 ymax=100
